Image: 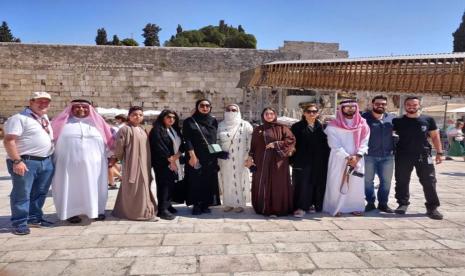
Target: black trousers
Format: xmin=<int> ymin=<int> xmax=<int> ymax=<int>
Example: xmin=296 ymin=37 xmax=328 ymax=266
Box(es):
xmin=292 ymin=166 xmax=326 ymax=212
xmin=154 ymin=167 xmax=175 ymax=211
xmin=394 ymin=153 xmax=440 ymax=210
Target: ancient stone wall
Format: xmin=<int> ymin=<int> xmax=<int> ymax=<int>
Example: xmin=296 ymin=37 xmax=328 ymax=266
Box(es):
xmin=0 ymin=41 xmax=348 ymax=119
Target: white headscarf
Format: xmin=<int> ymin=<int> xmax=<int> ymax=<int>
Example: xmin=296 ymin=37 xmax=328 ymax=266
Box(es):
xmin=218 ymin=104 xmax=243 ymax=146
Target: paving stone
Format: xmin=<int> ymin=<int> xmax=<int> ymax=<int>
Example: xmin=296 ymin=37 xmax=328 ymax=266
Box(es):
xmin=127 ymin=223 xmax=194 ymax=234
xmin=227 ymin=244 xmax=276 ymax=254
xmin=329 ymin=230 xmax=384 ymax=241
xmin=332 ymin=220 xmax=387 ymax=230
xmin=357 ymin=250 xmax=445 ymax=268
xmin=200 ymin=254 xmax=260 ymax=273
xmin=100 ymin=234 xmax=163 ymax=247
xmin=274 ymin=242 xmax=319 ymax=253
xmin=61 ymin=258 xmax=133 ymax=276
xmin=309 ymin=252 xmax=368 ymax=269
xmin=381 ymin=219 xmax=424 ymax=229
xmin=163 ymin=233 xmax=249 ymax=245
xmin=130 ymin=256 xmax=197 ymax=275
xmin=315 ymin=241 xmax=385 ymax=252
xmin=256 ymin=253 xmax=315 ymax=271
xmin=48 ymin=247 xmax=118 ymax=260
xmin=436 ymin=239 xmax=465 ymax=249
xmin=115 ymin=246 xmax=174 ymax=257
xmin=292 ymin=221 xmax=340 ymax=231
xmin=0 ymin=249 xmax=53 ymax=262
xmin=175 ymin=245 xmax=225 ymax=256
xmin=303 ymin=268 xmax=410 ymax=276
xmin=405 ymin=267 xmax=465 ymax=276
xmin=194 ymin=222 xmax=251 ymax=232
xmin=426 ymin=249 xmax=465 ymax=267
xmin=248 ymin=231 xmax=336 ymax=243
xmin=81 ymin=225 xmax=129 ymax=235
xmin=372 ymin=229 xmax=438 ymax=240
xmin=377 ymin=239 xmax=446 ymax=250
xmin=249 ymin=221 xmax=296 ymax=231
xmin=27 ymin=226 xmax=85 ymax=236
xmin=426 ymin=228 xmax=465 ymax=240
xmin=1 ymin=260 xmax=70 ymax=276
xmin=0 ymin=235 xmax=103 ymax=251
xmin=235 ymin=271 xmax=299 ymax=276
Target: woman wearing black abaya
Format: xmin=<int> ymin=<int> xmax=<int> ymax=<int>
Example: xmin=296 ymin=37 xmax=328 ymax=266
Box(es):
xmin=290 ymin=104 xmax=330 ymax=217
xmin=183 ymin=99 xmax=221 ymax=215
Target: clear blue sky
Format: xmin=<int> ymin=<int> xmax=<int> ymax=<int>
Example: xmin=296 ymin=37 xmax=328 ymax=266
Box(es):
xmin=1 ymin=0 xmax=464 ymax=57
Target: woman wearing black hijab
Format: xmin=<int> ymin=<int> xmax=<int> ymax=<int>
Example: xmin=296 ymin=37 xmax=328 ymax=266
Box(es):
xmin=183 ymin=99 xmax=221 ymax=215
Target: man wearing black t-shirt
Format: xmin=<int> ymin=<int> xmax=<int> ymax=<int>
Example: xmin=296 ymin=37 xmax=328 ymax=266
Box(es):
xmin=392 ymin=96 xmax=444 ymax=220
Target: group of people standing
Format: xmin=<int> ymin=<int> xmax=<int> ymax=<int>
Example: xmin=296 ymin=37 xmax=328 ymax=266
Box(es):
xmin=4 ymin=92 xmax=445 ymax=236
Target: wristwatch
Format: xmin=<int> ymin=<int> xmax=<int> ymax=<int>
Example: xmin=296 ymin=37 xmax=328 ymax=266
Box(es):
xmin=13 ymin=159 xmax=23 ymax=165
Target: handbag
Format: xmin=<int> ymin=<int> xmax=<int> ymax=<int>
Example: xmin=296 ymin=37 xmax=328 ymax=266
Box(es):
xmin=191 ymin=118 xmax=223 ymax=154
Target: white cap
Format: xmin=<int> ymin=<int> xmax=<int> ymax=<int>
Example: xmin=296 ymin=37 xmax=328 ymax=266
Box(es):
xmin=31 ymin=91 xmax=51 ymax=100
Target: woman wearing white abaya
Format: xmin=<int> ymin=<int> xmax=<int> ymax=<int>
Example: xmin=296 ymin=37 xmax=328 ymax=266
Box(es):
xmin=217 ymin=104 xmax=253 ymax=212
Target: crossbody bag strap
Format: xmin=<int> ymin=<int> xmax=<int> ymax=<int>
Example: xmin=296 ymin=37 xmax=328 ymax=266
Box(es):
xmin=227 ymin=123 xmax=242 ymax=152
xmin=191 ymin=117 xmax=211 ymax=146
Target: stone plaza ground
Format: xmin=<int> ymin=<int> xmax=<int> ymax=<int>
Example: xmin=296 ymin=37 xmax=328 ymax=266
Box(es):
xmin=0 ymin=143 xmax=465 ymax=276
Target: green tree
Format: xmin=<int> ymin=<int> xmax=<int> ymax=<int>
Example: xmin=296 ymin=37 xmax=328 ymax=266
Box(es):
xmin=224 ymin=33 xmax=257 ymax=49
xmin=219 ymin=20 xmax=227 ymax=33
xmin=238 ymin=25 xmax=245 ymax=33
xmin=176 ymin=24 xmax=183 ymax=35
xmin=142 ymin=23 xmax=161 ymax=46
xmin=111 ymin=35 xmax=121 ymax=45
xmin=95 ymin=28 xmax=108 ymax=45
xmin=0 ymin=21 xmax=20 ymax=42
xmin=453 ymin=11 xmax=465 ymax=52
xmin=121 ymin=38 xmax=139 ymax=46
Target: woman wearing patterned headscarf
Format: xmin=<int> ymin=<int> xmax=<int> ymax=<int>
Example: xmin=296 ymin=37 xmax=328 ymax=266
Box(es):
xmin=217 ymin=104 xmax=253 ymax=213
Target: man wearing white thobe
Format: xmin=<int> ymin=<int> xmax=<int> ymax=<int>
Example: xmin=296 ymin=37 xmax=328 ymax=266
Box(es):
xmin=323 ymin=99 xmax=370 ymax=216
xmin=51 ymin=99 xmax=114 ymax=223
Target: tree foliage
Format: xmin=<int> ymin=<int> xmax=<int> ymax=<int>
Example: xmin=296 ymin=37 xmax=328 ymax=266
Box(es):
xmin=111 ymin=35 xmax=121 ymax=46
xmin=142 ymin=23 xmax=161 ymax=46
xmin=95 ymin=28 xmax=108 ymax=45
xmin=121 ymin=38 xmax=139 ymax=46
xmin=453 ymin=11 xmax=465 ymax=52
xmin=0 ymin=21 xmax=21 ymax=42
xmin=164 ymin=20 xmax=256 ymax=48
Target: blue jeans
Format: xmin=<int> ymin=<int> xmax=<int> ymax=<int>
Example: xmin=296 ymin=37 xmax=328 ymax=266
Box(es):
xmin=364 ymin=155 xmax=394 ymax=205
xmin=6 ymin=157 xmax=54 ymax=227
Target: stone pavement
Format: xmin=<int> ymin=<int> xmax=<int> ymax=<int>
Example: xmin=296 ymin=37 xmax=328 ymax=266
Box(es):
xmin=0 ymin=143 xmax=465 ymax=276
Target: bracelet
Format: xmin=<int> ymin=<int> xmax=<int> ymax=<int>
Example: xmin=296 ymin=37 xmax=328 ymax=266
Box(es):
xmin=13 ymin=159 xmax=23 ymax=165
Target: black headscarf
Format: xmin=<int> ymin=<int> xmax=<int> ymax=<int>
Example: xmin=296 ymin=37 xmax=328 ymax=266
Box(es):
xmin=192 ymin=99 xmax=215 ymax=126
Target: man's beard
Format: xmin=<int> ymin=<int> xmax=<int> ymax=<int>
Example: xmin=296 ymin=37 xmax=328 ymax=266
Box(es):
xmin=342 ymin=111 xmax=355 ymax=118
xmin=406 ymin=108 xmax=419 ymax=114
xmin=373 ymin=107 xmax=385 ymax=114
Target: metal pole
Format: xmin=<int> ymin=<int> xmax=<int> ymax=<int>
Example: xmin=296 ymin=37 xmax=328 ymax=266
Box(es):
xmin=443 ymin=100 xmax=448 ymax=131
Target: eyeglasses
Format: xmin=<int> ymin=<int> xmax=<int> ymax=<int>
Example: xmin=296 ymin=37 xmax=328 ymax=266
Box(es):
xmin=305 ymin=110 xmax=318 ymax=114
xmin=72 ymin=104 xmax=90 ymax=109
xmin=199 ymin=104 xmax=211 ymax=108
xmin=226 ymin=108 xmax=238 ymax=112
xmin=373 ymin=103 xmax=387 ymax=106
xmin=165 ymin=115 xmax=176 ymax=119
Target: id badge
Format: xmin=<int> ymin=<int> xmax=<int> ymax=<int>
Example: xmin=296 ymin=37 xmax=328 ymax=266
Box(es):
xmin=427 ymin=156 xmax=433 ymax=164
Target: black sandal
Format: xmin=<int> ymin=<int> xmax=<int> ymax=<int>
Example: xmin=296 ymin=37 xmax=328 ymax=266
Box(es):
xmin=67 ymin=216 xmax=82 ymax=224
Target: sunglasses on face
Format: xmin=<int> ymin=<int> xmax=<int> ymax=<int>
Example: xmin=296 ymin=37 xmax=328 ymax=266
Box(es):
xmin=305 ymin=109 xmax=318 ymax=114
xmin=226 ymin=108 xmax=238 ymax=112
xmin=199 ymin=104 xmax=211 ymax=108
xmin=165 ymin=115 xmax=176 ymax=119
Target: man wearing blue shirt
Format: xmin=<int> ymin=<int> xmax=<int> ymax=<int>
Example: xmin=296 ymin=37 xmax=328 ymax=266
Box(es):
xmin=362 ymin=95 xmax=395 ymax=213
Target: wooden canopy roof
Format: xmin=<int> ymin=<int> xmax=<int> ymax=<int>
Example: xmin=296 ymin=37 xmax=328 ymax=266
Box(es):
xmin=238 ymin=53 xmax=465 ymax=96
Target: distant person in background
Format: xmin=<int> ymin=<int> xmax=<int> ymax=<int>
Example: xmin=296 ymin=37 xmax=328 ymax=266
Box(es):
xmin=112 ymin=106 xmax=157 ymax=221
xmin=447 ymin=120 xmax=465 ymax=161
xmin=217 ymin=104 xmax=253 ymax=213
xmin=108 ymin=114 xmax=126 ymax=190
xmin=246 ymin=107 xmax=295 ymax=217
xmin=290 ymin=104 xmax=329 ymax=217
xmin=149 ymin=109 xmax=184 ymax=220
xmin=51 ymin=99 xmax=113 ymax=224
xmin=4 ymin=92 xmax=55 ymax=235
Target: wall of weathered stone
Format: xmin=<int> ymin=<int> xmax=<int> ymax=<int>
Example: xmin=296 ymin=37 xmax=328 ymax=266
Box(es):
xmin=0 ymin=41 xmax=348 ymax=119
